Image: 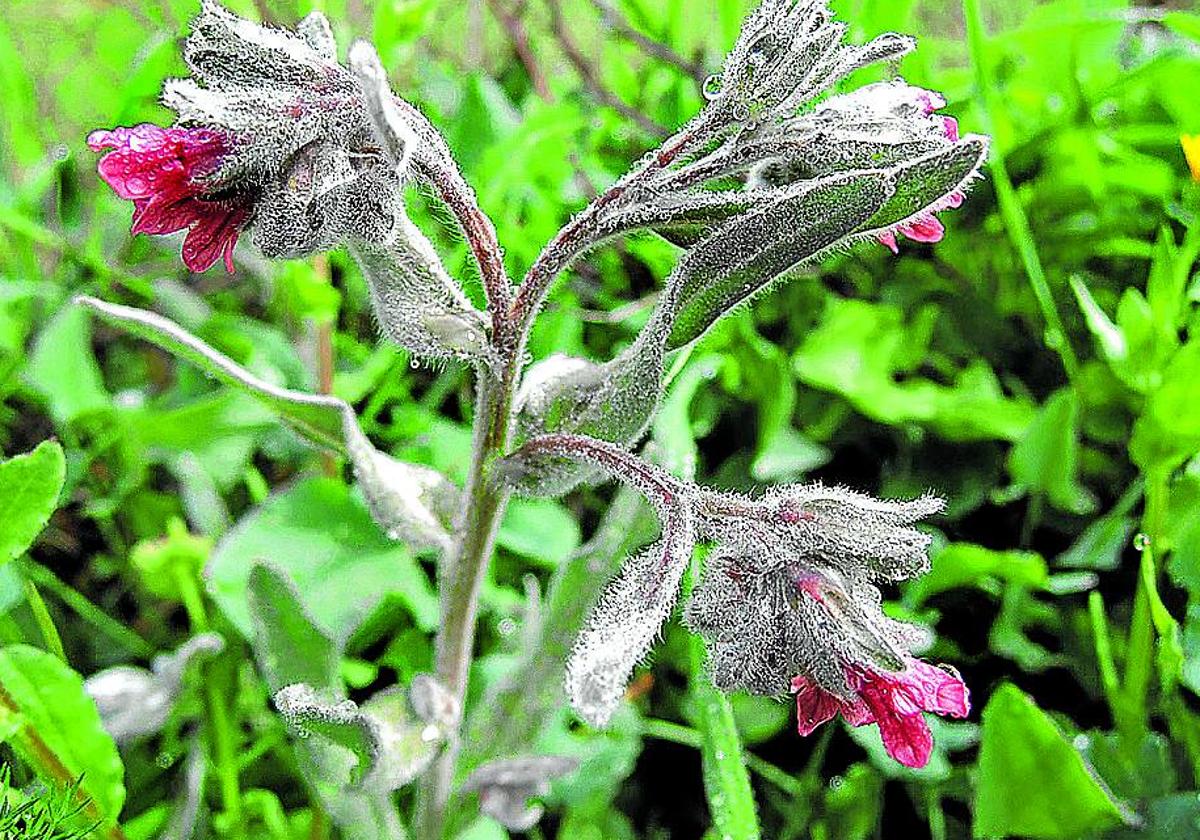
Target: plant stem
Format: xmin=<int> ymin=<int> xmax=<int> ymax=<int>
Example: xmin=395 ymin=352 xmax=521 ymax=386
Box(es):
xmin=416 ymin=118 xmax=706 ymax=838
xmin=415 ymin=366 xmax=517 ymax=839
xmin=962 ymin=0 xmax=1080 ymax=383
xmin=22 ymin=579 xmax=66 ymax=664
xmin=19 ymin=559 xmax=154 ymax=657
xmin=1120 ymin=468 xmax=1169 ymax=750
xmin=176 ymin=569 xmax=244 ymax=836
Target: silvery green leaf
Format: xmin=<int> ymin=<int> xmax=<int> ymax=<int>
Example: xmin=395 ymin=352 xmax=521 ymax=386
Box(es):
xmin=248 ymin=565 xmax=405 ymax=838
xmin=566 ymin=506 xmax=695 ymax=726
xmin=460 ymin=755 xmax=579 ymax=832
xmin=594 ymin=188 xmax=763 ymax=248
xmin=512 ymin=336 xmax=671 ymax=496
xmin=343 ymin=415 xmax=457 ymax=553
xmin=77 ymin=295 xmax=346 ymax=449
xmin=76 ymin=296 xmax=458 ymax=551
xmin=350 ymin=230 xmax=493 ymax=368
xmin=858 ymin=137 xmax=988 ymax=235
xmin=248 ymin=563 xmax=340 ymax=694
xmin=85 ymin=633 xmax=224 ymax=744
xmin=86 ymin=666 xmax=169 ymax=745
xmin=409 ymin=673 xmax=461 ymax=732
xmin=348 ymin=40 xmax=418 ymax=172
xmin=663 ymin=169 xmax=893 ymax=349
xmin=274 ymin=681 xmax=447 ymax=791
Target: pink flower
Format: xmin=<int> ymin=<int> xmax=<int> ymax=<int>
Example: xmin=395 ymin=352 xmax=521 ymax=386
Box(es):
xmin=876 ymin=88 xmax=966 ymax=254
xmin=88 ymin=124 xmax=254 ymax=273
xmin=792 ymin=659 xmax=969 ymax=768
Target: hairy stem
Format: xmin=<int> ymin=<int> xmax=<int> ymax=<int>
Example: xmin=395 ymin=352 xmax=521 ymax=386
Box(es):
xmin=416 ymin=115 xmax=708 ymax=837
xmin=510 ymin=122 xmax=705 ymax=331
xmin=416 ymin=365 xmax=517 ymax=839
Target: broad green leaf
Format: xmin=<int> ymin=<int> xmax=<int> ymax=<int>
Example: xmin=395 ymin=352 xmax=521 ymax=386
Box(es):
xmin=906 ymin=542 xmax=1048 ymax=606
xmin=975 ymin=684 xmax=1128 ymax=838
xmin=248 ymin=563 xmax=339 ymax=694
xmin=793 ymin=299 xmax=1035 ymax=441
xmin=498 ymin=499 xmax=582 ymax=568
xmin=25 ymin=304 xmax=110 ymax=426
xmin=0 ymin=644 xmax=125 ymax=826
xmin=1007 ymin=389 xmax=1096 ymax=514
xmin=0 ymin=440 xmax=66 ymax=565
xmin=1130 ymin=341 xmax=1200 ymax=473
xmin=208 ymin=478 xmax=438 ymax=643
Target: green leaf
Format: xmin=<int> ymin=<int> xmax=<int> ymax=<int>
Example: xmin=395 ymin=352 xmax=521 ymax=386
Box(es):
xmin=1007 ymin=388 xmax=1095 ymax=514
xmin=793 ymin=299 xmax=1035 ymax=441
xmin=498 ymin=499 xmax=582 ymax=568
xmin=665 ymin=171 xmax=890 ymax=350
xmin=975 ymin=683 xmax=1128 ymax=838
xmin=0 ymin=644 xmax=125 ymax=826
xmin=208 ymin=478 xmax=438 ymax=643
xmin=77 ymin=297 xmax=458 ymax=551
xmin=1130 ymin=341 xmax=1200 ymax=473
xmin=274 ymin=683 xmax=443 ymax=790
xmin=0 ymin=440 xmax=66 ymax=566
xmin=689 ymin=608 xmax=760 ymax=840
xmin=907 ymin=542 xmax=1048 ymax=606
xmin=247 ymin=563 xmax=339 ymax=694
xmin=25 ymin=304 xmax=110 ymax=426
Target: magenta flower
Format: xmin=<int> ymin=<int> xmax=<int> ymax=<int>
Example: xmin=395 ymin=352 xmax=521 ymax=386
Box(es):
xmin=792 ymin=659 xmax=969 ymax=768
xmin=88 ymin=124 xmax=253 ymax=273
xmin=876 ymin=87 xmax=968 ymax=254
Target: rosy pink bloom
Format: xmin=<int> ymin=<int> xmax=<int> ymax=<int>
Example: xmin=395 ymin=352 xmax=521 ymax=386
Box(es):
xmin=88 ymin=124 xmax=254 ymax=273
xmin=877 ymin=88 xmax=965 ymax=254
xmin=792 ymin=660 xmax=969 ymax=768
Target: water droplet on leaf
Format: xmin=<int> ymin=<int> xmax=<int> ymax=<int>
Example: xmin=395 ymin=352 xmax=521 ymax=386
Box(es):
xmin=702 ymin=74 xmax=723 ymax=101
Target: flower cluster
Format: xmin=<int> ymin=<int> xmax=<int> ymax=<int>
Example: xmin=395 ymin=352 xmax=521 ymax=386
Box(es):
xmin=508 ymin=435 xmax=968 ymax=769
xmin=685 ymin=485 xmax=969 ymax=768
xmin=89 ymin=0 xmax=400 ymax=272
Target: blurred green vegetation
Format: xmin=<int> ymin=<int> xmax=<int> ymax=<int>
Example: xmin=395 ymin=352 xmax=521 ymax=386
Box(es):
xmin=1 ymin=0 xmax=1200 ymax=838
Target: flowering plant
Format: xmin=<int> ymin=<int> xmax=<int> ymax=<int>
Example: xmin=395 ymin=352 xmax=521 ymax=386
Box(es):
xmin=82 ymin=0 xmax=986 ymax=835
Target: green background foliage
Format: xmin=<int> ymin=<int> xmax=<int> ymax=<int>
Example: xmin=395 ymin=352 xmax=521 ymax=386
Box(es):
xmin=1 ymin=0 xmax=1199 ymax=837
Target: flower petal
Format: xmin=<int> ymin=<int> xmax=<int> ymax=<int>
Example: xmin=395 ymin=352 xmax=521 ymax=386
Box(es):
xmin=791 ymin=677 xmax=842 ymax=736
xmin=905 ymin=660 xmax=970 ymax=718
xmin=898 ymin=215 xmax=945 ymax=244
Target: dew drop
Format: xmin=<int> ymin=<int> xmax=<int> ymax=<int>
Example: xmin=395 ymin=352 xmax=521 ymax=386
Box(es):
xmin=409 ymin=358 xmax=420 ymax=369
xmin=702 ymin=74 xmax=724 ymax=101
xmin=155 ymin=752 xmax=175 ymax=768
xmin=1133 ymin=532 xmax=1150 ymax=552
